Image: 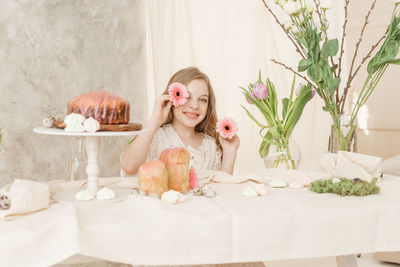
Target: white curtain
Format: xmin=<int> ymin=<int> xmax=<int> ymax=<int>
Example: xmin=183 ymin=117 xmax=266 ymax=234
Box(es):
xmin=145 ymin=0 xmax=346 ymax=174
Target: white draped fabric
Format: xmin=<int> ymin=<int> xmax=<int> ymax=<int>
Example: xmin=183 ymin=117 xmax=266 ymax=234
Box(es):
xmin=145 ymin=0 xmax=346 ymax=173
xmin=2 ymin=174 xmax=400 ymax=266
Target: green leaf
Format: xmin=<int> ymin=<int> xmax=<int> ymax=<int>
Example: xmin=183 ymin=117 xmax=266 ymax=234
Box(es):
xmin=321 ymin=59 xmax=332 ymax=81
xmin=322 ymin=39 xmax=339 ymax=58
xmin=266 ymin=78 xmax=278 ymax=118
xmin=269 ymin=125 xmax=280 ymax=140
xmin=308 ymin=63 xmax=323 ymax=83
xmin=327 ymin=77 xmax=341 ymax=96
xmin=298 ymin=58 xmax=314 ymax=72
xmin=259 ymin=140 xmax=269 ymax=158
xmin=239 ymin=86 xmax=249 ymax=93
xmin=282 ymin=98 xmax=290 ymax=120
xmin=331 ymin=64 xmax=338 ymax=73
xmin=368 ymin=39 xmax=400 ymax=75
xmin=284 ymin=84 xmax=313 ymax=134
xmin=241 ymin=105 xmax=265 ymax=128
xmin=258 ymin=70 xmax=262 ymax=83
xmin=314 ymin=42 xmax=321 ymax=60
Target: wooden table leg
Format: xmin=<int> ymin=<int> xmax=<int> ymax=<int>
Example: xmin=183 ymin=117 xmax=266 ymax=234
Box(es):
xmin=336 ymin=255 xmax=358 ymax=267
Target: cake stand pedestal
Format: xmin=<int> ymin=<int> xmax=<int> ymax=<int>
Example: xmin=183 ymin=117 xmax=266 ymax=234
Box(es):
xmin=33 ymin=127 xmax=145 ymax=203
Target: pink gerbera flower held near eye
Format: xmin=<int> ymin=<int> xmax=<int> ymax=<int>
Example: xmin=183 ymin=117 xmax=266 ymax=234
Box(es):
xmin=168 ymin=82 xmax=189 ymax=106
xmin=216 ymin=117 xmax=239 ymax=139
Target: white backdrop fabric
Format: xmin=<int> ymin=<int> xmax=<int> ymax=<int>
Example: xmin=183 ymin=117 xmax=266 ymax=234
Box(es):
xmin=145 ymin=0 xmax=347 ymax=174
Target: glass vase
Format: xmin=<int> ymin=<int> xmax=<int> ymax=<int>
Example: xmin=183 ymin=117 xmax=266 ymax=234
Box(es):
xmin=68 ymin=137 xmax=87 ymax=181
xmin=328 ymin=115 xmax=357 ymax=153
xmin=262 ymin=138 xmax=301 ymax=170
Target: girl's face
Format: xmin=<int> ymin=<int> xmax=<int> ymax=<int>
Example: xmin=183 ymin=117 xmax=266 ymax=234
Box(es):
xmin=172 ymin=79 xmax=209 ymax=129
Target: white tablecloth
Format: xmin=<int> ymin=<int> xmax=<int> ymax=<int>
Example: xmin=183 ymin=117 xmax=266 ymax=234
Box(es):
xmin=1 ymin=174 xmax=400 ymax=267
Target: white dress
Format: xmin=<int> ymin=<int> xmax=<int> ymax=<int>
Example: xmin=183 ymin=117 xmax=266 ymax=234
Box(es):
xmin=147 ymin=124 xmax=222 ymax=171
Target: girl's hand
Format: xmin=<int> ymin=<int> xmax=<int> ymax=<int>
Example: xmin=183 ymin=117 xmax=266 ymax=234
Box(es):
xmin=147 ymin=95 xmax=172 ymax=130
xmin=219 ymin=134 xmax=240 ymax=154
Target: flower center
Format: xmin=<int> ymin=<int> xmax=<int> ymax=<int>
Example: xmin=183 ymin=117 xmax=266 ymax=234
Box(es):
xmin=224 ymin=125 xmax=230 ymax=131
xmin=176 ymin=91 xmax=180 ymax=97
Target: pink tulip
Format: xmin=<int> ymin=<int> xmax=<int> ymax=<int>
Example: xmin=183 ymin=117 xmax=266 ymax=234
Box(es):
xmin=311 ymin=89 xmax=317 ymax=98
xmin=253 ymin=82 xmax=268 ymax=100
xmin=245 ymin=91 xmax=256 ymax=104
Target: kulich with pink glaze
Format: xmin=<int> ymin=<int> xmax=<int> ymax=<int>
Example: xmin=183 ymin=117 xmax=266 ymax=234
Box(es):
xmin=67 ymin=90 xmax=130 ymax=124
xmin=138 ymin=160 xmax=168 ymax=197
xmin=160 ymin=147 xmax=190 ymax=193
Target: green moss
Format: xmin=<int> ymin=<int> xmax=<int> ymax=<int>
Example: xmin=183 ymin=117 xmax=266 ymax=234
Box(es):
xmin=310 ymin=178 xmax=380 ymax=196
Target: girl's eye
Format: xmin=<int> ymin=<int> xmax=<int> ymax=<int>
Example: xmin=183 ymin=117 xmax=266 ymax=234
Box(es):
xmin=200 ymin=98 xmax=208 ymax=103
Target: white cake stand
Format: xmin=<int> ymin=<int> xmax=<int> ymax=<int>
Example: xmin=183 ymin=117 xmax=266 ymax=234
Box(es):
xmin=33 ymin=127 xmax=145 ymax=202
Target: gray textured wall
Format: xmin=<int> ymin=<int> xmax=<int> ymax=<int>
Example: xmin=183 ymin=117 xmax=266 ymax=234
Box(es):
xmin=0 ymin=0 xmax=147 ymax=186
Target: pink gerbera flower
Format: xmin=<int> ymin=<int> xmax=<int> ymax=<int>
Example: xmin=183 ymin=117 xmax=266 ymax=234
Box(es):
xmin=216 ymin=117 xmax=239 ymax=139
xmin=168 ymin=82 xmax=189 ymax=106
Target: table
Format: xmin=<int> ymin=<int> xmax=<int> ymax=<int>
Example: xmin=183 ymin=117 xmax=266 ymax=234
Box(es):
xmin=1 ymin=172 xmax=400 ymax=267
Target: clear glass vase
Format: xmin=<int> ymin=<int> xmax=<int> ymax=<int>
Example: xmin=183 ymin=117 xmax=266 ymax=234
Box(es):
xmin=328 ymin=115 xmax=357 ymax=153
xmin=262 ymin=138 xmax=301 ymax=170
xmin=68 ymin=137 xmax=87 ymax=181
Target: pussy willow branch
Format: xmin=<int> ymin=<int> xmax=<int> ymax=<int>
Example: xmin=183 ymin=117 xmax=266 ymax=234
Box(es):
xmin=339 ymin=0 xmax=379 ymax=114
xmin=313 ymin=0 xmax=324 ymax=29
xmin=272 ymin=58 xmax=332 ymax=112
xmin=339 ymin=31 xmax=387 ymax=114
xmin=350 ymin=31 xmax=388 ymax=84
xmin=337 ymin=0 xmax=349 ymax=79
xmin=342 ymin=0 xmax=377 ymax=114
xmin=261 ymin=0 xmax=306 ymax=59
xmin=271 ymin=59 xmax=318 ymax=90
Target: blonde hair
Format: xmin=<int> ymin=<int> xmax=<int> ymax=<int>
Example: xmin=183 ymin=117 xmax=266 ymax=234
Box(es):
xmin=162 ymin=66 xmax=220 ymax=147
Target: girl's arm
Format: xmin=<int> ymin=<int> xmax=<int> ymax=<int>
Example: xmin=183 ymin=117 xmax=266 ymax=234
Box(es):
xmin=219 ymin=135 xmax=240 ymax=175
xmin=121 ymin=95 xmax=171 ymax=175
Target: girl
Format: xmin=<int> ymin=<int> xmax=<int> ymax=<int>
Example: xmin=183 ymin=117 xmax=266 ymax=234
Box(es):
xmin=121 ymin=66 xmax=240 ymax=175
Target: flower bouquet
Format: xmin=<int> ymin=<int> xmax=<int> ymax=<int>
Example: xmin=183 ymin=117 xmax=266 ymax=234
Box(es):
xmin=262 ymin=0 xmax=400 ymax=152
xmin=240 ymin=72 xmax=315 ymax=169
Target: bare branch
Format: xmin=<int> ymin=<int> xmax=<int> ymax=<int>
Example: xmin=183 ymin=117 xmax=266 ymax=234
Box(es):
xmin=313 ymin=0 xmax=324 ymax=26
xmin=337 ymin=0 xmax=349 ymax=78
xmin=261 ymin=0 xmax=306 ymax=59
xmin=340 ymin=0 xmax=377 ymax=114
xmin=271 ymin=59 xmax=317 ymax=89
xmin=339 ymin=31 xmax=387 ymax=114
xmin=347 ymin=0 xmax=377 ymax=85
xmin=350 ymin=31 xmax=387 ymax=84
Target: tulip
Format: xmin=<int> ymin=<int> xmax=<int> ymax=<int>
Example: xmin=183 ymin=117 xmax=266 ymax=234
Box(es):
xmin=245 ymin=91 xmax=256 ymax=104
xmin=253 ymin=82 xmax=268 ymax=100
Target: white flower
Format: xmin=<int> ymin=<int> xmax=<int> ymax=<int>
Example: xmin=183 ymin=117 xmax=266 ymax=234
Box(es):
xmin=304 ymin=0 xmax=314 ymax=13
xmin=283 ymin=1 xmax=301 ymax=16
xmin=319 ymin=0 xmax=332 ymax=10
xmin=292 ymin=27 xmax=300 ymax=35
xmin=276 ymin=0 xmax=288 ymax=8
xmin=283 ymin=19 xmax=294 ymax=31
